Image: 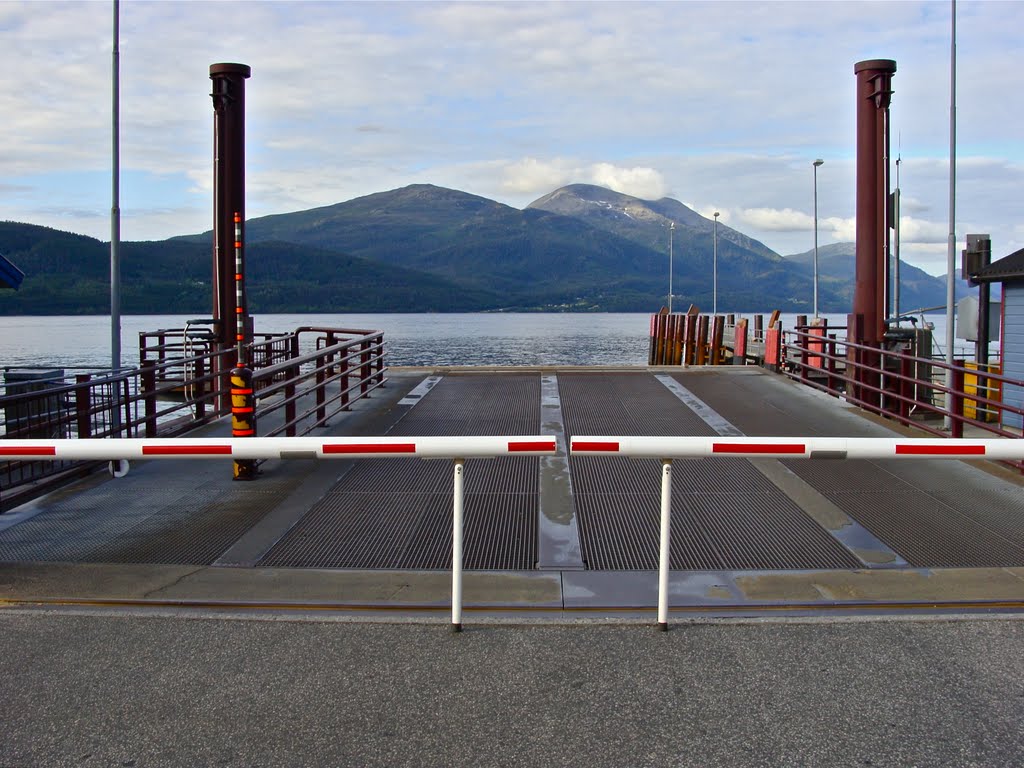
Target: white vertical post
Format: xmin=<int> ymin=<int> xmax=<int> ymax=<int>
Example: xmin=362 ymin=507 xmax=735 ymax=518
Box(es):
xmin=658 ymin=458 xmax=672 ymax=631
xmin=668 ymin=222 xmax=675 ymax=313
xmin=452 ymin=458 xmax=465 ymax=632
xmin=712 ymin=213 xmax=719 ymax=316
xmin=812 ymin=160 xmax=823 ymax=318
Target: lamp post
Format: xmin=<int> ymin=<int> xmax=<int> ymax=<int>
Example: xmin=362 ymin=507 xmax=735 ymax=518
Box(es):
xmin=813 ymin=159 xmax=824 ymax=317
xmin=712 ymin=211 xmax=720 ymax=315
xmin=668 ymin=222 xmax=675 ymax=312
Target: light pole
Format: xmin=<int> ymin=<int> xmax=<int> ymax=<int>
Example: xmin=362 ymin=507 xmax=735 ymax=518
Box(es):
xmin=668 ymin=222 xmax=675 ymax=312
xmin=813 ymin=159 xmax=824 ymax=317
xmin=712 ymin=211 xmax=719 ymax=315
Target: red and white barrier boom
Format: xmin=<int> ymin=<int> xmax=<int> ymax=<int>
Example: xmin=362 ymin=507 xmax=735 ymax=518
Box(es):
xmin=0 ymin=436 xmax=557 ymax=462
xmin=570 ymin=436 xmax=1024 ymax=461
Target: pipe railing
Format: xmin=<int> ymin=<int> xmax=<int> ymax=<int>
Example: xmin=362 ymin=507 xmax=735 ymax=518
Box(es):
xmin=252 ymin=328 xmax=386 ymax=437
xmin=571 ymin=435 xmax=1024 ymax=629
xmin=782 ymin=325 xmax=1023 ymax=471
xmin=2 ymin=326 xmax=388 ymax=503
xmin=0 ymin=435 xmax=558 ymax=631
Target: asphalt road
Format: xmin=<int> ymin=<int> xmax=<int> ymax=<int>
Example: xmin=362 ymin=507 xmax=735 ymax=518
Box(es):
xmin=1 ymin=610 xmax=1023 ymax=767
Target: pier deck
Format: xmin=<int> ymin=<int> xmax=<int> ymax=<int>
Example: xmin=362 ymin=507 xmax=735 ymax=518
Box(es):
xmin=2 ymin=366 xmax=1024 ymax=616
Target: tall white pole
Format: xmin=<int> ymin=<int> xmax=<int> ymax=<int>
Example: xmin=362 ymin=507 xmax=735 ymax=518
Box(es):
xmin=111 ymin=0 xmax=121 ymax=377
xmin=944 ymin=0 xmax=957 ymax=430
xmin=813 ymin=160 xmax=823 ymax=318
xmin=713 ymin=212 xmax=719 ymax=315
xmin=668 ymin=222 xmax=675 ymax=313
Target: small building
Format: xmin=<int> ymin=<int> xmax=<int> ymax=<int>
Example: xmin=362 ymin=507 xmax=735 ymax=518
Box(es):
xmin=972 ymin=247 xmax=1024 ymax=430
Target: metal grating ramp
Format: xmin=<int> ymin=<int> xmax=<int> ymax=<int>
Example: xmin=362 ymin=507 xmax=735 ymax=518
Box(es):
xmin=0 ymin=474 xmax=292 ymax=565
xmin=560 ymin=373 xmax=860 ymax=571
xmin=258 ymin=374 xmax=540 ymax=570
xmin=675 ymin=371 xmax=1024 ymax=567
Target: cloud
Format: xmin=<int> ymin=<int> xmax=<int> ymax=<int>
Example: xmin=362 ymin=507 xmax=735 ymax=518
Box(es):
xmin=737 ymin=208 xmax=814 ymax=232
xmin=501 ymin=158 xmax=574 ymax=194
xmin=500 ymin=158 xmax=667 ymax=200
xmin=589 ymin=164 xmax=668 ymax=201
xmin=898 ymin=217 xmax=949 ymax=244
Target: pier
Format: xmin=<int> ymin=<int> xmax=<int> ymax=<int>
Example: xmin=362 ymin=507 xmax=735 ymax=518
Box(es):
xmin=3 ymin=365 xmax=1023 ymax=619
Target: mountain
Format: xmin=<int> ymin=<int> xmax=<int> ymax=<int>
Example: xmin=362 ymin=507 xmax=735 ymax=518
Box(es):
xmin=180 ymin=184 xmax=675 ymax=309
xmin=4 ymin=183 xmax=942 ymax=316
xmin=194 ymin=183 xmax=834 ymax=312
xmin=525 ymin=184 xmax=836 ymax=310
xmin=0 ymin=221 xmax=498 ymax=315
xmin=527 ymin=183 xmax=779 ymax=260
xmin=783 ymin=242 xmax=973 ymax=313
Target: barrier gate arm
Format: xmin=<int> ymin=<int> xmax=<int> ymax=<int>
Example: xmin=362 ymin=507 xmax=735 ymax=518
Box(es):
xmin=570 ymin=436 xmax=1024 ymax=461
xmin=571 ymin=435 xmax=1024 ymax=630
xmin=0 ymin=436 xmax=557 ymax=462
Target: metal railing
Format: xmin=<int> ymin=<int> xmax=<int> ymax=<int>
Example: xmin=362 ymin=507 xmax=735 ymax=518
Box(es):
xmin=571 ymin=435 xmax=1024 ymax=628
xmin=0 ymin=434 xmax=558 ymax=630
xmin=251 ymin=327 xmax=386 ymax=437
xmin=780 ymin=324 xmax=1023 ymax=471
xmin=1 ymin=326 xmax=387 ymax=507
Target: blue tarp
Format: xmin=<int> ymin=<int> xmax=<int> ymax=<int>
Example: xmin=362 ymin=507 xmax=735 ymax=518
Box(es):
xmin=0 ymin=253 xmax=25 ymax=290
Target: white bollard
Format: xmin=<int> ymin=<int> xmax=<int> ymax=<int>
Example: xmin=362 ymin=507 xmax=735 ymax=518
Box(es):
xmin=658 ymin=459 xmax=672 ymax=631
xmin=451 ymin=459 xmax=465 ymax=632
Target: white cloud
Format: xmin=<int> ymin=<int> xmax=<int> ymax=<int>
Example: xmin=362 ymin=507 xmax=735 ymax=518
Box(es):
xmin=738 ymin=208 xmax=814 ymax=232
xmin=499 ymin=159 xmax=667 ymax=201
xmin=501 ymin=158 xmax=574 ymax=195
xmin=899 ymin=217 xmax=949 ymax=245
xmin=589 ymin=164 xmax=668 ymax=201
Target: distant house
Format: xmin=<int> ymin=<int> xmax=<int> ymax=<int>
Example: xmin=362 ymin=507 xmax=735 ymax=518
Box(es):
xmin=972 ymin=247 xmax=1024 ymax=430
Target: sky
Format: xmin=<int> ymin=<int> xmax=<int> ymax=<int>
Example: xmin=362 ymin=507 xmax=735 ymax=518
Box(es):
xmin=0 ymin=0 xmax=1021 ymax=276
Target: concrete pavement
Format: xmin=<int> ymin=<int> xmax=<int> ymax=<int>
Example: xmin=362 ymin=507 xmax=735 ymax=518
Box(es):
xmin=1 ymin=608 xmax=1022 ymax=767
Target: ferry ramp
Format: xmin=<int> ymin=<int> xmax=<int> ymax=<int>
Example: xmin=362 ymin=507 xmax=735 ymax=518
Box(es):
xmin=2 ymin=366 xmax=1024 ymax=615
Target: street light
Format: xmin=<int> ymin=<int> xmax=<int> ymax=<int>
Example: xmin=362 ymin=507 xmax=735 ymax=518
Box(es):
xmin=712 ymin=211 xmax=720 ymax=315
xmin=668 ymin=222 xmax=675 ymax=313
xmin=813 ymin=159 xmax=824 ymax=317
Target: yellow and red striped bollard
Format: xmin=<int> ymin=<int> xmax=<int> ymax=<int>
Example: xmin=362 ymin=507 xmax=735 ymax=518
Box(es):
xmin=230 ymin=365 xmax=257 ymax=480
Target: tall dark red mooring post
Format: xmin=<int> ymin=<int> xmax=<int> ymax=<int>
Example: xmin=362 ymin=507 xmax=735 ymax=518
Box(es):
xmin=850 ymin=59 xmax=896 ymax=407
xmin=209 ymin=63 xmax=251 ymax=409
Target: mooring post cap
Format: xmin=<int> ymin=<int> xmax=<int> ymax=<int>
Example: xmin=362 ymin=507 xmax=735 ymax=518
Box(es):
xmin=210 ymin=63 xmax=251 ymax=78
xmin=854 ymin=59 xmax=897 ymax=74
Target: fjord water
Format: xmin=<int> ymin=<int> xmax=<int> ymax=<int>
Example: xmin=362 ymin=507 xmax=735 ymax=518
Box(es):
xmin=0 ymin=312 xmax=957 ymax=370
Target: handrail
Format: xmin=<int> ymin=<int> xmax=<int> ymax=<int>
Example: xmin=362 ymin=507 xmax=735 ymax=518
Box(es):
xmin=0 ymin=434 xmax=557 ymax=631
xmin=251 ymin=329 xmax=387 ymax=437
xmin=571 ymin=435 xmax=1024 ymax=630
xmin=3 ymin=324 xmax=389 ymax=502
xmin=780 ymin=324 xmax=1024 ymax=466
